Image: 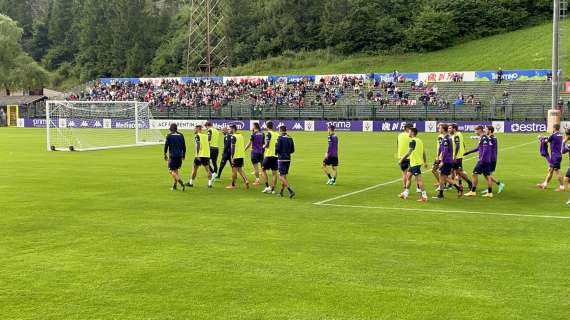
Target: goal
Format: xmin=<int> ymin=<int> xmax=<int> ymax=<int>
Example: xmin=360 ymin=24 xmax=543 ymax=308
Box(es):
xmin=46 ymin=100 xmax=164 ymax=151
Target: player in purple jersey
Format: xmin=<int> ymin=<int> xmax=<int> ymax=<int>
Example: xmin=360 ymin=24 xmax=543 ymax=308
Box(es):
xmin=464 ymin=126 xmax=494 ymax=198
xmin=563 ymin=129 xmax=570 ymax=205
xmin=434 ymin=124 xmax=464 ymax=199
xmin=322 ymin=124 xmax=339 ymax=185
xmin=537 ymin=124 xmax=565 ymax=191
xmin=245 ymin=122 xmax=265 ymax=186
xmin=481 ymin=126 xmax=505 ymax=194
xmin=432 ymin=123 xmax=444 ymax=186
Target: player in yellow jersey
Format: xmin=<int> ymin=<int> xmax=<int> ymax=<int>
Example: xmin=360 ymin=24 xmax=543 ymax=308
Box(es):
xmin=397 ymin=123 xmax=414 ymax=189
xmin=226 ymin=124 xmax=250 ymax=189
xmin=449 ymin=123 xmax=473 ymax=190
xmin=205 ymin=121 xmax=221 ymax=181
xmin=261 ymin=121 xmax=279 ymax=194
xmin=399 ymin=128 xmax=428 ymax=202
xmin=186 ymin=124 xmax=213 ymax=188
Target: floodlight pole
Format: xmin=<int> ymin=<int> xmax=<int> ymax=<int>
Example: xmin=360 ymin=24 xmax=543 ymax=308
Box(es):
xmin=552 ymin=0 xmax=561 ymax=109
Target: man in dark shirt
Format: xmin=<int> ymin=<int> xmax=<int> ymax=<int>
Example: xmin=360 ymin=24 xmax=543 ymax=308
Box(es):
xmin=164 ymin=123 xmax=186 ymax=191
xmin=276 ymin=126 xmax=295 ymax=198
xmin=216 ymin=127 xmax=232 ymax=179
xmin=322 ymin=124 xmax=339 ymax=185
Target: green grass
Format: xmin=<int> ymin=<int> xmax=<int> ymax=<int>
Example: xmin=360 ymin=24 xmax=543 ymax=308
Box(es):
xmin=1 ymin=128 xmax=569 ymax=319
xmin=228 ymin=21 xmax=570 ymax=76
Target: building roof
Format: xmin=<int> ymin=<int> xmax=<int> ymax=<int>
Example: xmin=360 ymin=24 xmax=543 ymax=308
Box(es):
xmin=0 ymin=95 xmax=47 ymax=106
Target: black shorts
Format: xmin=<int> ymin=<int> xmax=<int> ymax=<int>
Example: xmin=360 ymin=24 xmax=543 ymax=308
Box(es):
xmin=251 ymin=152 xmax=264 ymax=164
xmin=439 ymin=163 xmax=453 ymax=176
xmin=566 ymin=168 xmax=570 ymax=178
xmin=400 ymin=159 xmax=410 ymax=172
xmin=489 ymin=161 xmax=497 ymax=173
xmin=194 ymin=157 xmax=210 ymax=167
xmin=473 ymin=161 xmax=491 ymax=176
xmin=550 ymin=157 xmax=562 ymax=170
xmin=409 ymin=165 xmax=422 ymax=176
xmin=323 ymin=156 xmax=339 ymax=167
xmin=221 ymin=153 xmax=231 ymax=163
xmin=262 ymin=157 xmax=278 ymax=171
xmin=453 ymin=159 xmax=463 ymax=170
xmin=210 ymin=147 xmax=219 ymax=161
xmin=168 ymin=157 xmax=182 ymax=171
xmin=278 ymin=161 xmax=291 ymax=176
xmin=232 ymin=158 xmax=244 ymax=168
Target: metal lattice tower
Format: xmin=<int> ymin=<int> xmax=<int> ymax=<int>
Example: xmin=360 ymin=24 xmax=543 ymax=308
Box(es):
xmin=185 ymin=0 xmax=227 ymax=76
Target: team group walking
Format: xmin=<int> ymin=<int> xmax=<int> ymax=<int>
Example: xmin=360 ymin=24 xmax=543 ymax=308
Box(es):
xmin=164 ymin=119 xmax=570 ymax=205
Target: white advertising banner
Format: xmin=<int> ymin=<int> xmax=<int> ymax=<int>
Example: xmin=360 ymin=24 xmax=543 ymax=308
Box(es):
xmin=418 ymin=71 xmax=476 ymax=83
xmin=150 ymin=119 xmax=204 ymax=130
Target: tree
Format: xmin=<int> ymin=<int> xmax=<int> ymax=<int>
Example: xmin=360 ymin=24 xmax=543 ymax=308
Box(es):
xmin=406 ymin=6 xmax=458 ymax=52
xmin=0 ymin=14 xmax=48 ymax=92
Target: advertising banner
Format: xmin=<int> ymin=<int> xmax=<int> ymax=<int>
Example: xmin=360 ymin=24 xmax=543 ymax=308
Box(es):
xmin=418 ymin=71 xmax=476 ymax=83
xmin=139 ymin=77 xmax=181 ymax=86
xmin=223 ymin=76 xmax=268 ymax=84
xmin=372 ymin=73 xmax=419 ymax=82
xmin=375 ymin=121 xmax=425 ymax=132
xmin=474 ymin=70 xmax=550 ymax=81
xmin=99 ymin=78 xmax=142 ymax=85
xmin=181 ymin=76 xmax=223 ymax=83
xmin=315 ymin=74 xmax=367 ymax=83
xmin=268 ymin=75 xmax=316 ymax=83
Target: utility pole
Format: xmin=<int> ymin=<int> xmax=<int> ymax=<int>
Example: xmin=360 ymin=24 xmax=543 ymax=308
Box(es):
xmin=185 ymin=0 xmax=227 ymax=76
xmin=552 ymin=0 xmax=561 ymax=109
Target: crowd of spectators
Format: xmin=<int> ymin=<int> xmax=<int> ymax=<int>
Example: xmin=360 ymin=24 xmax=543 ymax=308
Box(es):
xmin=65 ymin=73 xmax=481 ymax=115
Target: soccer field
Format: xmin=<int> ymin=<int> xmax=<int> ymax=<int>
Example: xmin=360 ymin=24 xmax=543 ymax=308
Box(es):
xmin=1 ymin=128 xmax=569 ymax=319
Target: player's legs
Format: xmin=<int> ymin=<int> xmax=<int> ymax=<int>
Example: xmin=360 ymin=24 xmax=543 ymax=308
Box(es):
xmin=538 ymin=168 xmax=555 ymax=189
xmin=202 ymin=163 xmax=213 ymax=188
xmin=399 ymin=171 xmax=412 ymax=199
xmin=217 ymin=156 xmax=227 ymax=178
xmin=331 ymin=166 xmax=338 ymax=184
xmin=209 ymin=148 xmax=219 ymax=178
xmin=237 ymin=167 xmax=250 ymax=189
xmin=416 ymin=174 xmax=428 ymax=201
xmin=554 ymin=169 xmax=565 ymax=191
xmin=186 ymin=162 xmax=200 ymax=187
xmin=252 ymin=162 xmax=260 ymax=185
xmin=481 ymin=174 xmax=494 ymax=198
xmin=432 ymin=161 xmax=440 ymax=186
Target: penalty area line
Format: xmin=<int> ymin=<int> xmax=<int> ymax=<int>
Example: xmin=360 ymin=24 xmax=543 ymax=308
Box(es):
xmin=315 ymin=203 xmax=570 ymax=220
xmin=312 ymin=140 xmax=537 ymax=206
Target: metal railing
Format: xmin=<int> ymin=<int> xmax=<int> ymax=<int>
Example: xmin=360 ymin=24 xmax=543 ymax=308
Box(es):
xmin=18 ymin=101 xmax=570 ymax=121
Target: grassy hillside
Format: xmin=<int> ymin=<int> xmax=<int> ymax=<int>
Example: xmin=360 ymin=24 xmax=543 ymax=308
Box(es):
xmin=228 ymin=21 xmax=570 ymax=76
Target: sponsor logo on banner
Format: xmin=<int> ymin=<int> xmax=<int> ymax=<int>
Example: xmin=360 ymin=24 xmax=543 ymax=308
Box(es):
xmin=508 ymin=122 xmax=547 ymax=133
xmin=103 ymin=119 xmax=112 ymax=129
xmin=419 ymin=71 xmax=475 ymax=83
xmin=425 ymin=121 xmax=437 ymax=132
xmin=362 ymin=121 xmax=373 ymax=132
xmin=59 ymin=118 xmax=67 ymax=128
xmin=149 ymin=119 xmax=203 ymax=130
xmin=377 ymin=121 xmax=419 ymax=132
xmin=292 ymin=122 xmax=304 ymax=130
xmin=304 ymin=121 xmax=314 ymax=131
xmin=17 ymin=118 xmax=24 ymax=127
xmin=327 ymin=121 xmax=352 ymax=131
xmin=492 ymin=121 xmax=505 ymax=133
xmin=212 ymin=120 xmax=246 ymax=130
xmin=561 ymin=121 xmax=570 ymax=131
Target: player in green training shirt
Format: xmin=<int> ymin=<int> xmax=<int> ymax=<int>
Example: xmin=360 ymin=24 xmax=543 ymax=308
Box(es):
xmin=186 ymin=124 xmax=213 ymax=188
xmin=450 ymin=123 xmax=473 ymax=190
xmin=397 ymin=123 xmax=414 ymax=190
xmin=399 ymin=127 xmax=428 ymax=202
xmin=205 ymin=121 xmax=221 ymax=181
xmin=226 ymin=124 xmax=250 ymax=189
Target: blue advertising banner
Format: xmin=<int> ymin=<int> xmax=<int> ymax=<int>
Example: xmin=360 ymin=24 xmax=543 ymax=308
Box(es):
xmin=371 ymin=73 xmax=419 ymax=82
xmin=268 ymin=75 xmax=316 ymax=83
xmin=23 ymin=118 xmax=549 ymax=133
xmin=99 ymin=78 xmax=142 ymax=85
xmin=180 ymin=76 xmax=223 ymax=83
xmin=475 ymin=69 xmax=550 ymax=81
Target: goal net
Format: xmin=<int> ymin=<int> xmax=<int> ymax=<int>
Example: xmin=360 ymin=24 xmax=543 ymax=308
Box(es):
xmin=46 ymin=101 xmax=164 ymax=151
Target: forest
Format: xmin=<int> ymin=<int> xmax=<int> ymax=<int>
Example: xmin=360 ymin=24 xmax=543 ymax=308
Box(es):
xmin=0 ymin=0 xmax=553 ymax=89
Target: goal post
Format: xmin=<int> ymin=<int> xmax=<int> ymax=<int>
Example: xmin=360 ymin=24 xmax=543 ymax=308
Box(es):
xmin=46 ymin=100 xmax=165 ymax=151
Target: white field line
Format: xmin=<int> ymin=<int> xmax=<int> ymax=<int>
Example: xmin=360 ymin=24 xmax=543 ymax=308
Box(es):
xmin=313 ymin=140 xmax=536 ymax=206
xmin=317 ymin=203 xmax=570 ymax=220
